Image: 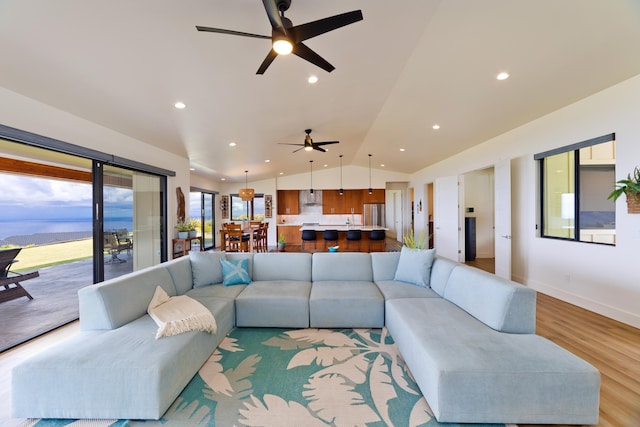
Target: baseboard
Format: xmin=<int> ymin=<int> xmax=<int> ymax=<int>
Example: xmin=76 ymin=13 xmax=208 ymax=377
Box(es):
xmin=517 ymin=275 xmax=640 ymax=329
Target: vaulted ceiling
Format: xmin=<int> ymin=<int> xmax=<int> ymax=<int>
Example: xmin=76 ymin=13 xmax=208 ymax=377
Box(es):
xmin=2 ymin=0 xmax=640 ymax=183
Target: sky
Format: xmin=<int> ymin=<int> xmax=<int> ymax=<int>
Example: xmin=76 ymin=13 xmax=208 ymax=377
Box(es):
xmin=0 ymin=172 xmax=132 ymax=221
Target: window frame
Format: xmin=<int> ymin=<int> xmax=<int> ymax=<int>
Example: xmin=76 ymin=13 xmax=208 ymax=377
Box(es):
xmin=535 ymin=133 xmax=615 ymax=245
xmin=230 ymin=193 xmax=265 ymax=221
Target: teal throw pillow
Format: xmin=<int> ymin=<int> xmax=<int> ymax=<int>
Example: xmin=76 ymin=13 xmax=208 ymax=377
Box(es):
xmin=220 ymin=258 xmax=251 ymax=286
xmin=394 ymin=246 xmax=436 ymax=287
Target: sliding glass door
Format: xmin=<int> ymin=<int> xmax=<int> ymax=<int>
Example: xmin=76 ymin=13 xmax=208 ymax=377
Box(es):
xmin=190 ymin=190 xmax=216 ymax=250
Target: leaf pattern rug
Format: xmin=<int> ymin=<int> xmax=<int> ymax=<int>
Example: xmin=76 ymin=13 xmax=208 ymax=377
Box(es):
xmin=21 ymin=328 xmax=510 ymax=427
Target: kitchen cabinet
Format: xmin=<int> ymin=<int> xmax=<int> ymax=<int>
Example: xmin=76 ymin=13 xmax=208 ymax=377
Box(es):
xmin=362 ymin=189 xmax=385 ymax=204
xmin=277 ymin=225 xmax=302 ymax=245
xmin=322 ymin=189 xmax=345 ymax=214
xmin=277 ymin=190 xmax=299 ymax=215
xmin=322 ymin=189 xmax=363 ymax=214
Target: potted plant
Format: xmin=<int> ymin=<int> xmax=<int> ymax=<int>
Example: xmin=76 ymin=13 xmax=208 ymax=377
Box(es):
xmin=176 ymin=220 xmax=190 ymax=238
xmin=403 ymin=229 xmax=427 ymax=249
xmin=277 ymin=234 xmax=286 ymax=252
xmin=188 ymin=219 xmax=199 ymax=238
xmin=608 ymin=166 xmax=640 ymax=213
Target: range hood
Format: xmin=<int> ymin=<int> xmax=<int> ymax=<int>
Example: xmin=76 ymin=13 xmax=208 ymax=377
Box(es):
xmin=299 ymin=189 xmax=323 ymax=206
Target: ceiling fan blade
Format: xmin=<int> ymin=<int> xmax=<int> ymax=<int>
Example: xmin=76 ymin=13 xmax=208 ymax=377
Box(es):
xmin=292 ymin=146 xmax=306 ymax=153
xmin=262 ymin=0 xmax=286 ymax=31
xmin=292 ymin=42 xmax=334 ymax=73
xmin=314 ymin=141 xmax=340 ymax=146
xmin=291 ymin=10 xmax=363 ymax=43
xmin=278 ymin=143 xmax=304 ymax=146
xmin=313 ymin=146 xmax=327 ymax=153
xmin=257 ymin=49 xmax=278 ymax=74
xmin=195 ymin=26 xmax=270 ymax=40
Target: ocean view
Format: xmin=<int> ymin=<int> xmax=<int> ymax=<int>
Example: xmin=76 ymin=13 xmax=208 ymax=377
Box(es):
xmin=0 ymin=217 xmax=133 ymax=240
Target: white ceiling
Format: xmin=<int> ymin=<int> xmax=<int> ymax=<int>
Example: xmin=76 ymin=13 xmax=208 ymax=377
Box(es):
xmin=2 ymin=0 xmax=640 ymax=183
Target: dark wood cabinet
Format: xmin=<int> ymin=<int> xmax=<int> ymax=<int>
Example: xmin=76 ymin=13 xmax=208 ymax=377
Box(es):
xmin=345 ymin=190 xmax=363 ymax=214
xmin=277 ymin=190 xmax=299 ymax=215
xmin=322 ymin=189 xmax=345 ymax=214
xmin=277 ymin=225 xmax=302 ymax=244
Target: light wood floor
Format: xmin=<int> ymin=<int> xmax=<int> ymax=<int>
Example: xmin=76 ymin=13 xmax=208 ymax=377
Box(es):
xmin=1 ymin=290 xmax=638 ymax=425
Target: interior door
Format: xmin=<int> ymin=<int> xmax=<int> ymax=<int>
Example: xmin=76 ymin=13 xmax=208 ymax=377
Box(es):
xmin=494 ymin=159 xmax=512 ymax=279
xmin=435 ymin=175 xmax=461 ymax=261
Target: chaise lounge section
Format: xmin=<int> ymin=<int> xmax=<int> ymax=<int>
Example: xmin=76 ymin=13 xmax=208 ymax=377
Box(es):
xmin=12 ymin=250 xmax=600 ymax=424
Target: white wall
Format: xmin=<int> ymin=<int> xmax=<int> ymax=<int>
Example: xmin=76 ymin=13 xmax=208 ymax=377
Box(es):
xmin=275 ymin=165 xmax=410 ymax=190
xmin=410 ymin=74 xmax=640 ymax=328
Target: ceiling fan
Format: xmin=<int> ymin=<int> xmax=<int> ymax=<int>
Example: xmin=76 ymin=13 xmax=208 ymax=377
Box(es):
xmin=196 ymin=0 xmax=363 ymax=74
xmin=279 ymin=129 xmax=339 ymax=153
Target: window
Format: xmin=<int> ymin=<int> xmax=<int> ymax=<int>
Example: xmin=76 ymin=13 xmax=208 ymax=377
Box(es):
xmin=535 ymin=133 xmax=616 ymax=245
xmin=231 ymin=194 xmax=265 ymax=221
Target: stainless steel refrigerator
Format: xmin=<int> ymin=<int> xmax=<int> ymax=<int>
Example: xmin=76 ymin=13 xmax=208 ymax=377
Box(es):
xmin=363 ymin=203 xmax=385 ymax=227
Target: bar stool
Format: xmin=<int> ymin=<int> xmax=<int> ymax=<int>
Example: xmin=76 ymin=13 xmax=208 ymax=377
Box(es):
xmin=368 ymin=229 xmax=386 ymax=252
xmin=301 ymin=230 xmax=317 ymax=252
xmin=346 ymin=229 xmax=362 ymax=251
xmin=323 ymin=229 xmax=339 ymax=250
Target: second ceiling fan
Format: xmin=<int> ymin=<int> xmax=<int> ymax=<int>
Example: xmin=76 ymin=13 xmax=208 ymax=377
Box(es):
xmin=279 ymin=129 xmax=339 ymax=153
xmin=196 ymin=0 xmax=363 ymax=74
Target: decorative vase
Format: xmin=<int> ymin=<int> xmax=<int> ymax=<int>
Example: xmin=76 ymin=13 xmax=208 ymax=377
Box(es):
xmin=278 ymin=243 xmax=286 ymax=252
xmin=178 ymin=231 xmax=189 ymax=239
xmin=189 ymin=230 xmax=198 ymax=238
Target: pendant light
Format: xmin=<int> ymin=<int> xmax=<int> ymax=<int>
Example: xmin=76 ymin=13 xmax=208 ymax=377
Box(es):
xmin=309 ymin=160 xmax=314 ymax=194
xmin=239 ymin=170 xmax=255 ymax=201
xmin=368 ymin=154 xmax=373 ymax=195
xmin=339 ymin=154 xmax=344 ymax=196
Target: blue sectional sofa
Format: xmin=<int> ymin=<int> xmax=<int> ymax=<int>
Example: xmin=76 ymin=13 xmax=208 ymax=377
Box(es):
xmin=12 ymin=250 xmax=600 ymax=424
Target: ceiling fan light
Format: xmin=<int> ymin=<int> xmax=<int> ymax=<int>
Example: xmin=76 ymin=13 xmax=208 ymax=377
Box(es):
xmin=273 ymin=39 xmax=293 ymax=55
xmin=304 ymin=146 xmax=313 ymax=151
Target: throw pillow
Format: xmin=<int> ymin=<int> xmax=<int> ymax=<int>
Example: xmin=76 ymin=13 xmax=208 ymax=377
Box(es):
xmin=190 ymin=251 xmax=225 ymax=288
xmin=147 ymin=286 xmax=217 ymax=339
xmin=220 ymin=258 xmax=251 ymax=286
xmin=394 ymin=246 xmax=436 ymax=287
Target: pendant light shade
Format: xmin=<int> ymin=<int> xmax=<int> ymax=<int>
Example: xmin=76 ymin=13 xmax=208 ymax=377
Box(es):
xmin=368 ymin=154 xmax=373 ymax=195
xmin=339 ymin=154 xmax=344 ymax=196
xmin=239 ymin=170 xmax=255 ymax=201
xmin=309 ymin=160 xmax=314 ymax=194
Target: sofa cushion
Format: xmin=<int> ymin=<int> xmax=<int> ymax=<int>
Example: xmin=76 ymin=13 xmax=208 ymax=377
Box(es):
xmin=312 ymin=252 xmax=372 ymax=282
xmin=186 ymin=283 xmax=247 ymax=300
xmin=253 ymin=253 xmax=312 ymax=281
xmin=12 ymin=309 xmax=233 ymax=420
xmin=394 ymin=246 xmax=435 ymax=287
xmin=78 ymin=266 xmax=177 ymax=330
xmin=189 ymin=251 xmax=225 ymax=288
xmin=235 ymin=280 xmax=311 ymax=327
xmin=385 ymin=298 xmax=600 ymax=424
xmin=164 ymin=256 xmax=193 ymax=295
xmin=309 ymin=281 xmax=384 ymax=328
xmin=371 ymin=252 xmax=400 ymax=282
xmin=429 ymin=257 xmax=459 ymax=297
xmin=376 ymin=280 xmax=440 ymax=300
xmin=443 ymin=265 xmax=536 ymax=333
xmin=220 ymin=258 xmax=251 ymax=286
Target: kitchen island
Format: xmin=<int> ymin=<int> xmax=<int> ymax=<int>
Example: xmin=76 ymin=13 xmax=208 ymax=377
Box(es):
xmin=298 ymin=225 xmax=389 ymax=252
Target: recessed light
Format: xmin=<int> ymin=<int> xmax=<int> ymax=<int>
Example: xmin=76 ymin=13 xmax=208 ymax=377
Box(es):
xmin=174 ymin=101 xmax=186 ymax=109
xmin=308 ymin=75 xmax=318 ymax=84
xmin=229 ymin=142 xmax=237 ymax=147
xmin=497 ymin=72 xmax=510 ymax=81
xmin=380 ymin=164 xmax=385 ymax=167
xmin=279 ymin=172 xmax=284 ymax=175
xmin=189 ymin=167 xmax=195 ymax=171
xmin=221 ymin=178 xmax=226 ymax=181
xmin=265 ymin=159 xmax=270 ymax=163
xmin=400 ymin=148 xmax=405 ymax=152
xmin=324 ymin=164 xmax=328 ymax=167
xmin=432 ymin=124 xmax=440 ymax=130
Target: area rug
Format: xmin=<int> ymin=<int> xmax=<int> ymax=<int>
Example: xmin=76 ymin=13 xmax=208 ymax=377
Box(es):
xmin=20 ymin=328 xmax=510 ymax=427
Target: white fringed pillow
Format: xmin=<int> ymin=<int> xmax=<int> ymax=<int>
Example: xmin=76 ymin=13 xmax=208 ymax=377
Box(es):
xmin=147 ymin=286 xmax=217 ymax=339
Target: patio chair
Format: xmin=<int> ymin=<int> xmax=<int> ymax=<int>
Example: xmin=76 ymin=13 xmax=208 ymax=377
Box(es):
xmin=104 ymin=232 xmax=127 ymax=264
xmin=0 ymin=248 xmax=38 ymax=303
xmin=114 ymin=228 xmax=133 ymax=254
